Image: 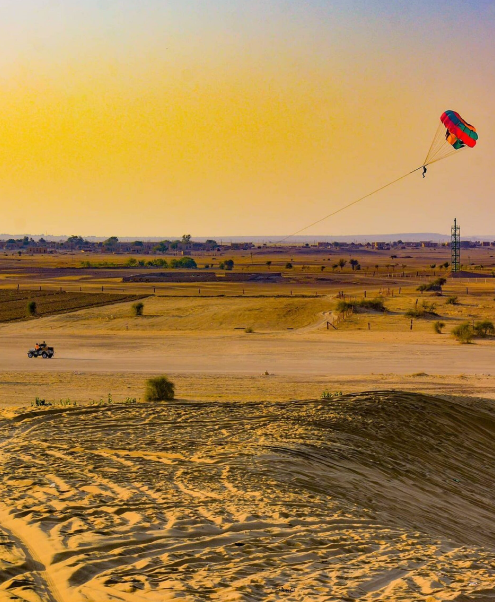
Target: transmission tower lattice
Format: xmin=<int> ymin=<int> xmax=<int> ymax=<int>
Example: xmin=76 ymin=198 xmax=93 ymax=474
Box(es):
xmin=451 ymin=218 xmax=460 ymax=273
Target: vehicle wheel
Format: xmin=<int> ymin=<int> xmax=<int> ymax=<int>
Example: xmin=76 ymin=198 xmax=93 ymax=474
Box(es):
xmin=28 ymin=352 xmax=33 ymax=358
xmin=42 ymin=352 xmax=48 ymax=359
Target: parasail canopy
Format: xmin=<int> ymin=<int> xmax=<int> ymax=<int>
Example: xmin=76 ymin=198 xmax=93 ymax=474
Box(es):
xmin=424 ymin=110 xmax=478 ymax=166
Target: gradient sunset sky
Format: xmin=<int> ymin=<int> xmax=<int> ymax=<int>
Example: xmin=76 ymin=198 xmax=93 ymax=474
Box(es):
xmin=1 ymin=0 xmax=494 ymax=237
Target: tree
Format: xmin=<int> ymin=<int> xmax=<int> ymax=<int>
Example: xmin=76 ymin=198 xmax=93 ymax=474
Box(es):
xmin=67 ymin=235 xmax=85 ymax=246
xmin=126 ymin=258 xmax=138 ymax=267
xmin=350 ymin=259 xmax=359 ymax=271
xmin=205 ymin=239 xmax=217 ymax=246
xmin=338 ymin=259 xmax=347 ymax=271
xmin=181 ymin=234 xmax=191 ymax=244
xmin=103 ymin=236 xmax=119 ymax=248
xmin=144 ymin=376 xmax=175 ymax=401
xmin=153 ymin=241 xmax=169 ymax=253
xmin=224 ymin=259 xmax=234 ymax=270
xmin=332 ymin=263 xmax=338 ymax=271
xmin=266 ymin=261 xmax=272 ymax=268
xmin=285 ymin=262 xmax=293 ymax=269
xmin=170 ymin=257 xmax=197 ymax=269
xmin=133 ymin=240 xmax=144 ymax=247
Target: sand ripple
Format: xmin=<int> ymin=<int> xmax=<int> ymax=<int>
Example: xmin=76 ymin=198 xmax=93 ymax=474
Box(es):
xmin=0 ymin=392 xmax=494 ymax=601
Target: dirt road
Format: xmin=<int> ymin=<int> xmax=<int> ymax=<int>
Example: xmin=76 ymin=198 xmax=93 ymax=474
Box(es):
xmin=1 ymin=331 xmax=494 ymax=376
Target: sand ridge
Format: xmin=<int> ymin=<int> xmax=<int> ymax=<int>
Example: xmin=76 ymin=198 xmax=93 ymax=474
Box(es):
xmin=0 ymin=392 xmax=494 ymax=601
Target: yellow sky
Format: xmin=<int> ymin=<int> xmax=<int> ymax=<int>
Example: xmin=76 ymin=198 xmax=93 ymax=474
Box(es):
xmin=0 ymin=1 xmax=494 ymax=237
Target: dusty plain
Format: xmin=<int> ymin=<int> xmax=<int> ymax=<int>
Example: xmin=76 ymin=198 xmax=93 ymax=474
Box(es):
xmin=0 ymin=247 xmax=494 ymax=601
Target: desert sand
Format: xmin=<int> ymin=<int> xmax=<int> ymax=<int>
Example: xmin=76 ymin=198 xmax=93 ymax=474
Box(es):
xmin=1 ymin=257 xmax=495 ymax=601
xmin=0 ymin=392 xmax=494 ymax=601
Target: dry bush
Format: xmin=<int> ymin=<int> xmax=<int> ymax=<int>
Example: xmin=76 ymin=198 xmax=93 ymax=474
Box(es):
xmin=144 ymin=376 xmax=175 ymax=401
xmin=433 ymin=321 xmax=445 ymax=334
xmin=336 ymin=298 xmax=386 ymax=313
xmin=474 ymin=320 xmax=495 ymax=338
xmin=132 ymin=302 xmax=144 ymax=316
xmin=452 ymin=322 xmax=474 ymax=344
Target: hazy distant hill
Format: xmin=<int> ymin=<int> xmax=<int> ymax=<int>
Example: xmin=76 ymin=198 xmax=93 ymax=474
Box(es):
xmin=2 ymin=233 xmax=494 ymax=243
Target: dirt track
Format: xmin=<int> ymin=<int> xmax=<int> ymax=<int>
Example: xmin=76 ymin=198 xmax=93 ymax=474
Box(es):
xmin=1 ymin=331 xmax=495 ymax=376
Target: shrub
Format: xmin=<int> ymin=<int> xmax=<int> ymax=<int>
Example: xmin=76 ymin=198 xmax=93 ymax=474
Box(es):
xmin=321 ymin=390 xmax=343 ymax=399
xmin=406 ymin=300 xmax=438 ymax=318
xmin=446 ymin=296 xmax=459 ymax=305
xmin=417 ymin=277 xmax=446 ymax=292
xmin=144 ymin=376 xmax=175 ymax=401
xmin=336 ymin=298 xmax=386 ymax=313
xmin=433 ymin=321 xmax=445 ymax=334
xmin=32 ymin=397 xmax=50 ymax=407
xmin=245 ymin=327 xmax=254 ymax=333
xmin=57 ymin=398 xmax=77 ymax=407
xmin=27 ymin=300 xmax=37 ymax=316
xmin=358 ymin=298 xmax=385 ymax=312
xmin=452 ymin=322 xmax=474 ymax=344
xmin=285 ymin=262 xmax=293 ymax=269
xmin=474 ymin=320 xmax=495 ymax=338
xmin=170 ymin=257 xmax=197 ymax=269
xmin=336 ymin=300 xmax=353 ymax=313
xmin=132 ymin=302 xmax=144 ymax=316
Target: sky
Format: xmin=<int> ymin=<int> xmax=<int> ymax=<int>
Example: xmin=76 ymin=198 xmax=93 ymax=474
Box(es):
xmin=0 ymin=0 xmax=494 ymax=237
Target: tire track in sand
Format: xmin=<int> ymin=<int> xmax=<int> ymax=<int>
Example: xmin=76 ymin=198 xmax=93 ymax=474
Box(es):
xmin=0 ymin=507 xmax=66 ymax=602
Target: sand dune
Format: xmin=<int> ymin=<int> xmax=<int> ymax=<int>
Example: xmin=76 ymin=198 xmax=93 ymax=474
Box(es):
xmin=0 ymin=391 xmax=494 ymax=601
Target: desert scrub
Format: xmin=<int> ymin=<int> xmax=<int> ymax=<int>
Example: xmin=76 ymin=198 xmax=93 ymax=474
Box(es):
xmin=446 ymin=295 xmax=459 ymax=305
xmin=417 ymin=277 xmax=447 ymax=292
xmin=27 ymin=301 xmax=37 ymax=316
xmin=145 ymin=376 xmax=175 ymax=401
xmin=452 ymin=322 xmax=474 ymax=344
xmin=406 ymin=300 xmax=438 ymax=318
xmin=336 ymin=298 xmax=386 ymax=313
xmin=56 ymin=399 xmax=77 ymax=407
xmin=321 ymin=390 xmax=343 ymax=399
xmin=474 ymin=320 xmax=495 ymax=338
xmin=132 ymin=302 xmax=144 ymax=316
xmin=433 ymin=321 xmax=445 ymax=334
xmin=32 ymin=397 xmax=50 ymax=407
